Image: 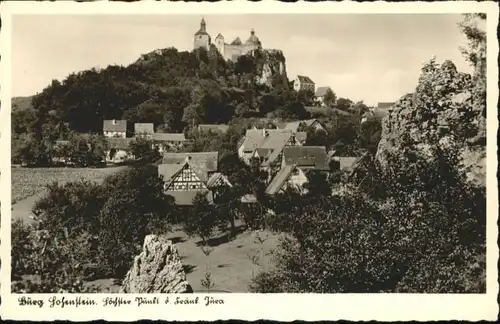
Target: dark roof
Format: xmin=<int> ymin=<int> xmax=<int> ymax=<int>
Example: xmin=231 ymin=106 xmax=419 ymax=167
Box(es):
xmin=166 ymin=190 xmax=213 ymax=206
xmin=265 ymin=165 xmax=295 ymax=195
xmin=198 ymin=124 xmax=230 ymax=134
xmin=161 ymin=152 xmax=218 ymax=181
xmin=231 ymin=37 xmax=242 ymax=45
xmin=296 ymin=75 xmax=315 ymax=84
xmin=153 ymin=133 xmax=186 ymax=142
xmin=206 ymin=172 xmax=232 ymax=188
xmin=134 ymin=123 xmax=154 ymax=135
xmin=377 ymin=102 xmax=395 ymax=109
xmin=106 ymin=138 xmax=133 ymax=150
xmin=282 ymin=146 xmax=329 ymax=170
xmin=315 ymin=86 xmax=331 ymax=97
xmin=103 ymin=120 xmax=127 ymax=132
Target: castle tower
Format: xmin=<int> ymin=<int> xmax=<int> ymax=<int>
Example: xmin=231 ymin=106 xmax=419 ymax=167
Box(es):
xmin=215 ymin=33 xmax=225 ymax=57
xmin=194 ymin=18 xmax=211 ymax=50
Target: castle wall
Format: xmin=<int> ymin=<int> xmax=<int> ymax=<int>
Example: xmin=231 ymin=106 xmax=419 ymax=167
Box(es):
xmin=222 ymin=43 xmax=260 ymax=61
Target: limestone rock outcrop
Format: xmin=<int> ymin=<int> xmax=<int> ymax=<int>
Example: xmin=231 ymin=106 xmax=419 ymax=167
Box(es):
xmin=375 ymin=59 xmax=486 ymax=188
xmin=255 ymin=49 xmax=289 ymax=89
xmin=120 ymin=235 xmax=193 ymax=293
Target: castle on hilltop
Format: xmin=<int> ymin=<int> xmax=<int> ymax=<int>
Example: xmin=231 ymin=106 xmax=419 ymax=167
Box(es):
xmin=193 ymin=18 xmax=262 ymax=62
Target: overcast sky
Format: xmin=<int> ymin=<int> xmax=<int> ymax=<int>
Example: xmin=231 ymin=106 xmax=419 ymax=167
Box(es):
xmin=11 ymin=14 xmax=471 ymax=106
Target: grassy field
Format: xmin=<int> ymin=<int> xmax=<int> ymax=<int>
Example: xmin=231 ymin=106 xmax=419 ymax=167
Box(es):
xmin=87 ymin=223 xmax=282 ymax=293
xmin=11 ymin=166 xmax=127 ymax=204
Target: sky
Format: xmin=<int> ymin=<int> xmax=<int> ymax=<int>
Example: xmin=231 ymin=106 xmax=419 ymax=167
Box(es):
xmin=11 ymin=14 xmax=472 ymax=106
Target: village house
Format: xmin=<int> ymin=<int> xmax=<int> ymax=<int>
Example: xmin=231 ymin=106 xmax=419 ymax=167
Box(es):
xmin=197 ymin=124 xmax=230 ymax=134
xmin=152 ymin=133 xmax=187 ymax=153
xmin=315 ymin=86 xmax=333 ymax=107
xmin=265 ymin=146 xmax=330 ymax=196
xmin=134 ymin=123 xmax=155 ymax=138
xmin=105 ymin=138 xmax=134 ymax=164
xmin=158 ymin=152 xmax=227 ymax=206
xmin=237 ymin=129 xmax=306 ymax=167
xmin=103 ymin=119 xmax=127 ymax=138
xmin=281 ymin=146 xmax=329 ymax=171
xmin=293 ymin=75 xmax=315 ymax=93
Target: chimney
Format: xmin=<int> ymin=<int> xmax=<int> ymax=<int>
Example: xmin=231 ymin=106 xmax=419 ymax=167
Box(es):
xmin=185 ymin=155 xmax=192 ymax=163
xmin=112 ymin=119 xmax=116 ymax=125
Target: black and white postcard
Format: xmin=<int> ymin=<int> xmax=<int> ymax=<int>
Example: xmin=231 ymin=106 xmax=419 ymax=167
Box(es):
xmin=0 ymin=1 xmax=498 ymax=321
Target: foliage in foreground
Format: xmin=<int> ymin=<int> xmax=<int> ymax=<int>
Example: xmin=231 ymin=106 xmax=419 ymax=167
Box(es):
xmin=12 ymin=165 xmax=175 ymax=292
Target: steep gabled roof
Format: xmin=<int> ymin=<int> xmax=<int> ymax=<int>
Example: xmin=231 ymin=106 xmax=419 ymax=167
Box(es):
xmin=259 ymin=130 xmax=293 ymax=165
xmin=265 ymin=165 xmax=296 ymax=195
xmin=153 ymin=133 xmax=186 ymax=142
xmin=282 ymin=146 xmax=329 ymax=170
xmin=315 ymin=86 xmax=331 ymax=97
xmin=103 ymin=120 xmax=127 ymax=133
xmin=206 ymin=172 xmax=232 ymax=188
xmin=158 ymin=163 xmax=185 ymax=185
xmin=296 ymin=75 xmax=315 ymax=84
xmin=282 ymin=121 xmax=301 ymax=132
xmin=240 ymin=129 xmax=266 ymax=153
xmin=161 ymin=152 xmax=218 ymax=181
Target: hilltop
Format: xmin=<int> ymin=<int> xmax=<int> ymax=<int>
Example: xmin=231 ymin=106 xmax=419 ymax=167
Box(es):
xmin=12 ymin=45 xmax=308 ymax=137
xmin=12 ymin=96 xmax=34 ymax=111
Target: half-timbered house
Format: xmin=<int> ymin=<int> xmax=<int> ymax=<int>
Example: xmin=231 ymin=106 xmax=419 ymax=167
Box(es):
xmin=158 ymin=152 xmax=219 ymax=205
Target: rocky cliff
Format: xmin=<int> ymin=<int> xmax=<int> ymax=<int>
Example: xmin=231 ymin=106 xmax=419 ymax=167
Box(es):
xmin=376 ymin=14 xmax=486 ymax=189
xmin=120 ymin=235 xmax=193 ymax=293
xmin=376 ymin=58 xmax=486 ymax=188
xmin=255 ymin=49 xmax=289 ymax=89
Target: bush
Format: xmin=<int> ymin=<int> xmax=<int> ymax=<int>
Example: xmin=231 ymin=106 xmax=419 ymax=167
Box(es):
xmin=12 ymin=164 xmax=176 ymax=291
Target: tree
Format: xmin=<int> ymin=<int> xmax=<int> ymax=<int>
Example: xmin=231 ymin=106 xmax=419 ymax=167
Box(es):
xmin=323 ymin=88 xmax=337 ymax=107
xmin=97 ymin=165 xmax=174 ymax=276
xmin=182 ymin=193 xmax=218 ymax=245
xmin=128 ymin=136 xmax=160 ymax=164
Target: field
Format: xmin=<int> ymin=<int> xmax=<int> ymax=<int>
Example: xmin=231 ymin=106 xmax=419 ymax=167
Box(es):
xmin=11 ymin=166 xmax=127 ymax=204
xmin=88 ymin=223 xmax=282 ymax=293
